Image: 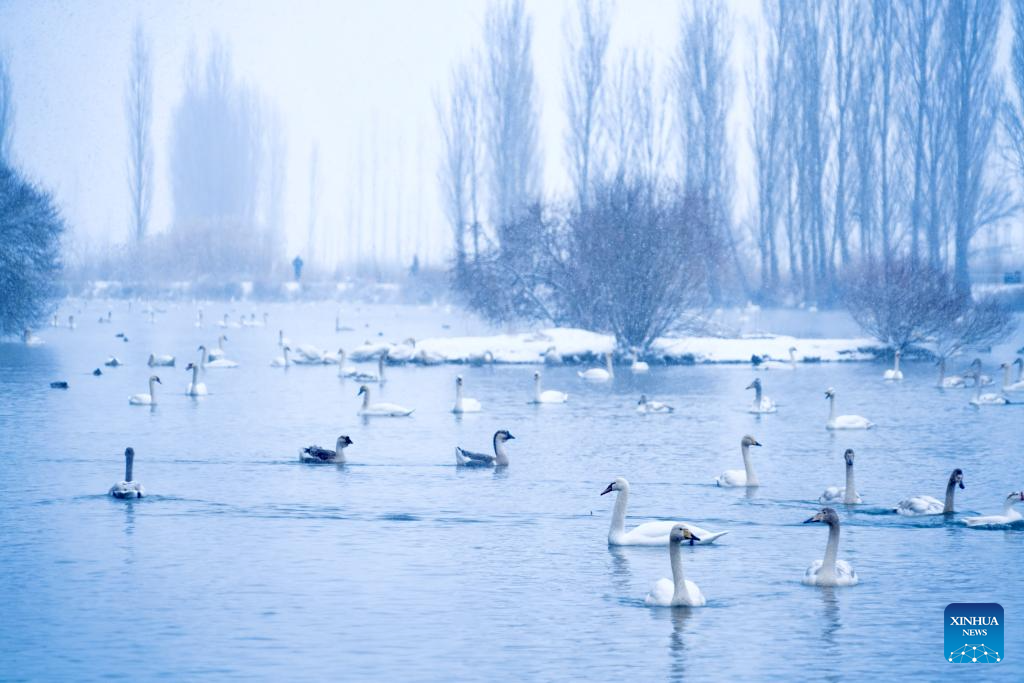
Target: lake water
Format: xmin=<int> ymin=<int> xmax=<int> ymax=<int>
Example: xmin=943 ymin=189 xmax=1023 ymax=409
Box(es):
xmin=1 ymin=300 xmax=1022 ymax=681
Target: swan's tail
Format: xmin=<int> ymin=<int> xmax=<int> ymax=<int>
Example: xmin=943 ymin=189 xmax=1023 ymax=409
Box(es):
xmin=696 ymin=530 xmax=729 ymax=544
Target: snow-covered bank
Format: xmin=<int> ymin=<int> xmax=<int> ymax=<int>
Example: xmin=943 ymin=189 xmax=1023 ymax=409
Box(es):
xmin=349 ymin=328 xmax=882 ymax=365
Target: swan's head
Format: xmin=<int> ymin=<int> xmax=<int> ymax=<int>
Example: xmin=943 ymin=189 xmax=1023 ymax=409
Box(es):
xmin=336 ymin=435 xmax=354 ymax=449
xmin=742 ymin=435 xmax=761 ymax=448
xmin=533 ymin=370 xmax=541 ymax=380
xmin=357 ymin=384 xmax=368 ymax=396
xmin=824 ymin=387 xmax=836 ymax=398
xmin=149 ymin=375 xmax=162 ymax=384
xmin=186 ymin=362 xmax=196 ymax=371
xmin=1001 ymin=362 xmax=1010 ymax=369
xmin=494 ymin=429 xmax=515 ymax=443
xmin=788 ymin=346 xmax=797 ymax=353
xmin=745 ymin=378 xmax=761 ymax=390
xmin=456 ymin=375 xmax=464 ymax=386
xmin=600 ymin=477 xmax=629 ymax=495
xmin=197 ymin=345 xmax=207 ymax=352
xmin=949 ymin=468 xmax=965 ymax=490
xmin=1015 ymin=358 xmax=1023 ymax=367
xmin=638 ymin=394 xmax=648 ymax=405
xmin=670 ymin=524 xmax=700 ymax=543
xmin=283 ymin=345 xmax=291 ymax=352
xmin=1005 ymin=491 xmax=1024 ymax=504
xmin=803 ymin=507 xmax=839 ymax=526
xmin=124 ymin=446 xmax=135 ymax=459
xmin=220 ymin=335 xmax=228 ymax=343
xmin=843 ymin=448 xmax=855 ymax=466
xmin=894 ymin=349 xmax=901 ymax=358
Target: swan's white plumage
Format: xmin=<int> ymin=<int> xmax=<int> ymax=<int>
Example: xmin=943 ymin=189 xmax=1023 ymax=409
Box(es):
xmin=644 ymin=576 xmax=706 ymax=608
xmin=894 ymin=495 xmax=943 ymax=516
xmin=802 ymin=559 xmax=859 ymax=587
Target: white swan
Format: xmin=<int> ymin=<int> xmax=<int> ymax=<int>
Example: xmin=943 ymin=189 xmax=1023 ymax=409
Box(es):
xmin=357 ymin=384 xmax=413 ymax=417
xmin=129 ymin=375 xmax=161 ymax=405
xmin=148 ymin=353 xmax=175 ymax=367
xmin=544 ymin=346 xmax=563 ymax=365
xmin=277 ymin=329 xmax=291 ymax=348
xmin=467 ymin=350 xmax=494 ymax=367
xmin=531 ymin=371 xmax=568 ymax=404
xmin=271 ymin=346 xmax=291 ymax=368
xmin=109 ymin=447 xmax=144 ymax=498
xmin=755 ymin=346 xmax=797 ymax=370
xmin=969 ymin=371 xmax=1010 ymax=405
xmin=207 ymin=335 xmax=227 ymax=361
xmin=936 ymin=357 xmax=967 ymax=388
xmin=351 ymin=355 xmax=384 ymax=383
xmin=746 ymin=378 xmax=777 ymax=414
xmin=630 ymin=348 xmax=650 ymax=374
xmin=336 ymin=349 xmax=357 ymax=378
xmin=22 ymin=328 xmax=44 ymax=346
xmin=452 ymin=375 xmax=482 ymax=413
xmin=185 ymin=362 xmax=208 ymax=396
xmin=819 ymin=449 xmax=862 ymax=504
xmin=1000 ymin=360 xmax=1024 ymax=392
xmin=217 ymin=313 xmax=240 ymax=329
xmin=967 ymin=358 xmax=993 ymax=386
xmin=386 ymin=338 xmax=418 ymax=363
xmin=415 ymin=348 xmax=447 ymax=365
xmin=883 ymin=349 xmax=903 ymax=381
xmin=802 ymin=508 xmax=858 ymax=587
xmin=68 ymin=315 xmax=76 ymax=330
xmin=715 ymin=435 xmax=762 ymax=487
xmin=963 ymin=491 xmax=1024 ymax=527
xmin=824 ymin=388 xmax=874 ymax=429
xmin=643 ymin=524 xmax=707 ymax=608
xmin=601 ymin=477 xmax=728 ymax=545
xmin=455 ymin=429 xmax=514 ymax=467
xmin=300 ymin=435 xmax=353 ymax=464
xmin=637 ymin=395 xmax=674 ymax=414
xmin=200 ymin=343 xmax=238 ymax=369
xmin=894 ymin=468 xmax=964 ymax=516
xmin=578 ymin=352 xmax=613 ymax=381
xmin=292 ymin=345 xmax=326 ymax=365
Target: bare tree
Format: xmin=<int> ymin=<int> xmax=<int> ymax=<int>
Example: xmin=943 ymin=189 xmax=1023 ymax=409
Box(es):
xmin=307 ymin=142 xmax=320 ymax=260
xmin=604 ymin=48 xmax=670 ymax=187
xmin=563 ymin=0 xmax=611 ymax=210
xmin=436 ymin=62 xmax=477 ymax=272
xmin=0 ymin=49 xmax=12 ymax=163
xmin=829 ymin=0 xmax=862 ymax=271
xmin=872 ymin=0 xmax=901 ymax=273
xmin=125 ymin=22 xmax=153 ymax=242
xmin=1003 ymin=0 xmax=1024 ymax=198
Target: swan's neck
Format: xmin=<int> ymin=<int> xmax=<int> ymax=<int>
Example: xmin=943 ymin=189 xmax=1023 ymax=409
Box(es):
xmin=534 ymin=375 xmax=542 ymax=401
xmin=191 ymin=365 xmax=199 ymax=385
xmin=609 ymin=488 xmax=629 ymax=539
xmin=821 ymin=522 xmax=840 ymax=579
xmin=455 ymin=382 xmax=464 ymax=408
xmin=337 ymin=353 xmax=344 ymax=377
xmin=789 ymin=349 xmax=796 ymax=366
xmin=278 ymin=331 xmax=283 ymax=347
xmin=125 ymin=453 xmax=134 ymax=482
xmin=937 ymin=358 xmax=947 ymax=385
xmin=893 ymin=353 xmax=901 ymax=373
xmin=828 ymin=395 xmax=836 ymax=422
xmin=1003 ymin=365 xmax=1011 ymax=389
xmin=378 ymin=356 xmax=385 ymax=379
xmin=742 ymin=444 xmax=758 ymax=486
xmin=198 ymin=349 xmax=207 ymax=372
xmin=1016 ymin=362 xmax=1023 ymax=383
xmin=361 ymin=389 xmax=370 ymax=409
xmin=218 ymin=338 xmax=224 ymax=350
xmin=335 ymin=443 xmax=347 ymax=464
xmin=753 ymin=384 xmax=763 ymax=406
xmin=670 ymin=541 xmax=687 ymax=602
xmin=844 ymin=462 xmax=857 ymax=503
xmin=148 ymin=378 xmax=157 ymax=400
xmin=606 ymin=354 xmax=614 ymax=376
xmin=493 ymin=436 xmax=509 ymax=466
xmin=944 ymin=480 xmax=958 ymax=513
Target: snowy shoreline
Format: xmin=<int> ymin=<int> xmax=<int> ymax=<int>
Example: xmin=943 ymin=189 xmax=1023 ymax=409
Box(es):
xmin=348 ymin=328 xmax=884 ymax=365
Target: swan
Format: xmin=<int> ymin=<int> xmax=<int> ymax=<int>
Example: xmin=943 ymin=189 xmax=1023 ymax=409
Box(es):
xmin=746 ymin=378 xmax=777 ymax=413
xmin=68 ymin=315 xmax=76 ymax=330
xmin=357 ymin=384 xmax=413 ymax=417
xmin=883 ymin=349 xmax=903 ymax=381
xmin=300 ymin=435 xmax=353 ymax=464
xmin=967 ymin=358 xmax=993 ymax=386
xmin=963 ymin=491 xmax=1024 ymax=527
xmin=129 ymin=375 xmax=161 ymax=405
xmin=98 ymin=311 xmax=112 ymax=324
xmin=278 ymin=329 xmax=291 ymax=348
xmin=351 ymin=355 xmax=384 ymax=383
xmin=455 ymin=429 xmax=514 ymax=467
xmin=637 ymin=395 xmax=674 ymax=414
xmin=999 ymin=360 xmax=1024 ymax=392
xmin=802 ymin=508 xmax=858 ymax=587
xmin=819 ymin=448 xmax=862 ymax=504
xmin=630 ymin=348 xmax=650 ymax=373
xmin=292 ymin=345 xmax=327 ymax=365
xmin=336 ymin=349 xmax=357 ymax=378
xmin=199 ymin=344 xmax=238 ymax=369
xmin=452 ymin=375 xmax=482 ymax=413
xmin=148 ymin=353 xmax=175 ymax=367
xmin=185 ymin=362 xmax=208 ymax=396
xmin=643 ymin=524 xmax=707 ymax=608
xmin=271 ymin=346 xmax=291 ymax=368
xmin=194 ymin=309 xmax=203 ymax=328
xmin=578 ymin=352 xmax=613 ymax=381
xmin=387 ymin=338 xmax=418 ymax=364
xmin=824 ymin=388 xmax=873 ymax=429
xmin=468 ymin=350 xmax=494 ymax=367
xmin=936 ymin=357 xmax=968 ymax=388
xmin=109 ymin=447 xmax=144 ymax=498
xmin=894 ymin=468 xmax=964 ymax=516
xmin=207 ymin=335 xmax=227 ymax=361
xmin=600 ymin=477 xmax=728 ymax=545
xmin=218 ymin=313 xmax=240 ymax=329
xmin=715 ymin=435 xmax=762 ymax=487
xmin=335 ymin=313 xmax=353 ymax=332
xmin=531 ymin=371 xmax=568 ymax=404
xmin=544 ymin=346 xmax=563 ymax=365
xmin=51 ymin=314 xmax=59 ymax=327
xmin=755 ymin=346 xmax=797 ymax=370
xmin=969 ymin=371 xmax=1010 ymax=406
xmin=22 ymin=328 xmax=44 ymax=346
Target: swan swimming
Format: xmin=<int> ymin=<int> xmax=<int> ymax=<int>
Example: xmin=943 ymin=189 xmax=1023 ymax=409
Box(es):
xmin=129 ymin=375 xmax=161 ymax=405
xmin=357 ymin=384 xmax=414 ymax=417
xmin=578 ymin=353 xmax=613 ymax=381
xmin=819 ymin=448 xmax=862 ymax=504
xmin=467 ymin=350 xmax=494 ymax=367
xmin=643 ymin=524 xmax=707 ymax=608
xmin=999 ymin=360 xmax=1024 ymax=392
xmin=716 ymin=435 xmax=762 ymax=487
xmin=883 ymin=349 xmax=904 ymax=381
xmin=300 ymin=435 xmax=353 ymax=464
xmin=148 ymin=353 xmax=175 ymax=367
xmin=351 ymin=355 xmax=385 ymax=383
xmin=824 ymin=388 xmax=874 ymax=429
xmin=109 ymin=447 xmax=144 ymax=498
xmin=755 ymin=346 xmax=797 ymax=370
xmin=271 ymin=346 xmax=291 ymax=368
xmin=630 ymin=348 xmax=650 ymax=374
xmin=530 ymin=371 xmax=568 ymax=404
xmin=969 ymin=371 xmax=1011 ymax=406
xmin=185 ymin=362 xmax=208 ymax=396
xmin=207 ymin=335 xmax=227 ymax=361
xmin=22 ymin=328 xmax=44 ymax=346
xmin=336 ymin=349 xmax=357 ymax=378
xmin=455 ymin=429 xmax=514 ymax=467
xmin=637 ymin=395 xmax=674 ymax=414
xmin=894 ymin=468 xmax=964 ymax=516
xmin=601 ymin=477 xmax=728 ymax=545
xmin=802 ymin=508 xmax=858 ymax=587
xmin=452 ymin=375 xmax=482 ymax=413
xmin=936 ymin=357 xmax=968 ymax=388
xmin=963 ymin=491 xmax=1024 ymax=527
xmin=745 ymin=378 xmax=777 ymax=413
xmin=200 ymin=344 xmax=239 ymax=369
xmin=967 ymin=358 xmax=993 ymax=386
xmin=544 ymin=346 xmax=563 ymax=365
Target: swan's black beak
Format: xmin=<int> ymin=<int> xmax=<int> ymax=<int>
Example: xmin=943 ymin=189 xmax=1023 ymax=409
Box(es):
xmin=959 ymin=481 xmax=965 ymax=489
xmin=745 ymin=381 xmax=755 ymax=389
xmin=690 ymin=534 xmax=701 ymax=544
xmin=600 ymin=483 xmax=614 ymax=496
xmin=506 ymin=433 xmax=515 ymax=440
xmin=803 ymin=515 xmax=819 ymax=524
xmin=753 ymin=440 xmax=762 ymax=447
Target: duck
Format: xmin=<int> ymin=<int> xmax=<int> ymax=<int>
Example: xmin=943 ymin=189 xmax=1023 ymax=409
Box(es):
xmin=936 ymin=356 xmax=968 ymax=388
xmin=894 ymin=468 xmax=964 ymax=516
xmin=104 ymin=356 xmax=123 ymax=368
xmin=802 ymin=508 xmax=858 ymax=587
xmin=148 ymin=353 xmax=175 ymax=367
xmin=745 ymin=378 xmax=777 ymax=413
xmin=109 ymin=447 xmax=144 ymax=498
xmin=963 ymin=491 xmax=1024 ymax=527
xmin=455 ymin=429 xmax=514 ymax=467
xmin=452 ymin=375 xmax=482 ymax=413
xmin=543 ymin=346 xmax=563 ymax=365
xmin=636 ymin=395 xmax=674 ymax=414
xmin=754 ymin=346 xmax=797 ymax=370
xmin=824 ymin=388 xmax=874 ymax=429
xmin=883 ymin=349 xmax=903 ymax=381
xmin=715 ymin=435 xmax=762 ymax=487
xmin=600 ymin=477 xmax=728 ymax=545
xmin=530 ymin=371 xmax=568 ymax=404
xmin=129 ymin=375 xmax=161 ymax=405
xmin=969 ymin=371 xmax=1011 ymax=405
xmin=300 ymin=435 xmax=353 ymax=464
xmin=643 ymin=524 xmax=707 ymax=608
xmin=351 ymin=355 xmax=385 ymax=383
xmin=578 ymin=352 xmax=613 ymax=381
xmin=207 ymin=335 xmax=228 ymax=361
xmin=271 ymin=346 xmax=291 ymax=368
xmin=50 ymin=381 xmax=69 ymax=389
xmin=999 ymin=359 xmax=1024 ymax=392
xmin=819 ymin=449 xmax=862 ymax=504
xmin=185 ymin=362 xmax=208 ymax=396
xmin=357 ymin=384 xmax=413 ymax=417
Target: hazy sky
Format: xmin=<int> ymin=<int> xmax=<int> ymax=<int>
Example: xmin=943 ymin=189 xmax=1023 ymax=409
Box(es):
xmin=1 ymin=0 xmax=762 ymax=268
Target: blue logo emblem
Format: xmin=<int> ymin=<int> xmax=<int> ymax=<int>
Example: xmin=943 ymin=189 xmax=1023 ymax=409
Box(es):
xmin=945 ymin=603 xmax=1003 ymax=663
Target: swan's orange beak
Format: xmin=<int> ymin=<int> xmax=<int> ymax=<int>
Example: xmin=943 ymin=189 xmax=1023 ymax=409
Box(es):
xmin=600 ymin=483 xmax=614 ymax=496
